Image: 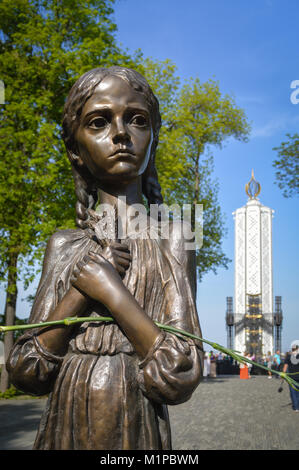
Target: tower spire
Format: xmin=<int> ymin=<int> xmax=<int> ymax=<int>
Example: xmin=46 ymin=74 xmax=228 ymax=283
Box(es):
xmin=245 ymin=169 xmax=261 ymax=199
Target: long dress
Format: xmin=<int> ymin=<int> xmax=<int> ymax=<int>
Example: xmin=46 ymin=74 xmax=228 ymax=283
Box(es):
xmin=7 ymin=225 xmax=203 ymax=450
xmin=203 ymin=354 xmax=210 ymax=377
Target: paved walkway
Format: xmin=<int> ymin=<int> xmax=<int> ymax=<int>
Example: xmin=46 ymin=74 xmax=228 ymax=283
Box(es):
xmin=0 ymin=376 xmax=298 ymax=450
xmin=168 ymin=375 xmax=299 ymax=450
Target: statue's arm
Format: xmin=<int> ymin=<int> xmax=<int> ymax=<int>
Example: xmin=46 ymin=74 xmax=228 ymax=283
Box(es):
xmin=137 ymin=332 xmax=202 ymax=405
xmin=136 ymin=221 xmax=203 ymax=405
xmin=36 ymin=285 xmax=89 ymax=355
xmin=71 ymin=250 xmax=162 ymax=360
xmin=6 ymin=232 xmax=89 ymax=395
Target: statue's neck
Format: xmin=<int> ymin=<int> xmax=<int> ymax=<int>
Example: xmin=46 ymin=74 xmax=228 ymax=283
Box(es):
xmin=96 ymin=177 xmax=145 ymax=238
xmin=97 ymin=177 xmax=143 ymax=207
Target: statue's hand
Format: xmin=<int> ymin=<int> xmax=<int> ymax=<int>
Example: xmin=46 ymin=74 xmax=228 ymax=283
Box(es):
xmin=101 ymin=241 xmax=131 ymax=277
xmin=70 ymin=251 xmax=128 ymax=307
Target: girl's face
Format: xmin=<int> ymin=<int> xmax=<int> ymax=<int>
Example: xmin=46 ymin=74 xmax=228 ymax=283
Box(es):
xmin=75 ymin=75 xmax=153 ymax=184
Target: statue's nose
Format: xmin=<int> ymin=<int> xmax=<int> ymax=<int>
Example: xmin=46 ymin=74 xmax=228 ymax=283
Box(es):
xmin=112 ymin=117 xmax=130 ymax=144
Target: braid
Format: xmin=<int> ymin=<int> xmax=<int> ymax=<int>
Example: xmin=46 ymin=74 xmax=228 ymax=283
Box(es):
xmin=72 ymin=166 xmax=98 ymax=229
xmin=145 ymin=176 xmax=163 ymax=206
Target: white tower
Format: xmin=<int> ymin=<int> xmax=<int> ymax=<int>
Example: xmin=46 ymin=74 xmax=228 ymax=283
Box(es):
xmin=230 ymin=171 xmax=276 ymax=356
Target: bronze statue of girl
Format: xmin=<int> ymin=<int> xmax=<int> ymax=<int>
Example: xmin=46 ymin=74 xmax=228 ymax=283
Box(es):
xmin=7 ymin=67 xmax=203 ymax=450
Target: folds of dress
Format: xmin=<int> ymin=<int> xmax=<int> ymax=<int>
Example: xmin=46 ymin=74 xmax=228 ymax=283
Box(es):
xmin=7 ymin=224 xmax=203 ymax=450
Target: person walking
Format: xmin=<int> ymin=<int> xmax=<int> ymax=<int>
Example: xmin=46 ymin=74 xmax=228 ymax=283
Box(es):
xmin=203 ymin=352 xmax=210 ymax=379
xmin=266 ymin=351 xmax=273 ymax=378
xmin=273 ymin=350 xmax=281 ymax=378
xmin=282 ymin=345 xmax=299 ymax=412
xmin=210 ymin=351 xmax=217 ymax=378
xmin=247 ymin=352 xmax=254 ymax=378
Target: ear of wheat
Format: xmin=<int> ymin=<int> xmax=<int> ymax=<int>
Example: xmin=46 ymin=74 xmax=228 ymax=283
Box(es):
xmin=87 ymin=206 xmax=119 ymax=248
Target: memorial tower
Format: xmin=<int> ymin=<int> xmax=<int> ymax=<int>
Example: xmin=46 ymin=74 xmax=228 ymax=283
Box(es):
xmin=226 ymin=171 xmax=283 ymax=357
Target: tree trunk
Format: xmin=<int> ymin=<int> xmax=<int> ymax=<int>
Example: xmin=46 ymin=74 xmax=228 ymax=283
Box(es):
xmin=0 ymin=253 xmax=18 ymax=393
xmin=192 ymin=155 xmax=200 ymax=231
xmin=193 ymin=154 xmax=200 ymax=203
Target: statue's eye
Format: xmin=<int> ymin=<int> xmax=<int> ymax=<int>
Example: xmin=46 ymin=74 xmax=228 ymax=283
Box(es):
xmin=89 ymin=117 xmax=107 ymax=129
xmin=130 ymin=115 xmax=148 ymax=127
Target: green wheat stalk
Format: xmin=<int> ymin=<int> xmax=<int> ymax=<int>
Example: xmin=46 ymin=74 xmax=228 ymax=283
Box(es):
xmin=1 ymin=316 xmax=298 ymax=391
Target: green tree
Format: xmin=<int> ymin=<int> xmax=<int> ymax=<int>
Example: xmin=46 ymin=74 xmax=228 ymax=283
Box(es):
xmin=155 ymin=78 xmax=251 ymax=279
xmin=137 ymin=57 xmax=180 ymax=117
xmin=0 ymin=0 xmax=138 ymax=392
xmin=273 ymin=133 xmax=299 ymax=198
xmin=0 ymin=1 xmax=251 ymax=393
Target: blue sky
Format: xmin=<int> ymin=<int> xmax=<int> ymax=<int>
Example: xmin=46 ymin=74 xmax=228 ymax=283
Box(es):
xmin=1 ymin=0 xmax=298 ymax=354
xmin=113 ymin=0 xmax=299 ymax=352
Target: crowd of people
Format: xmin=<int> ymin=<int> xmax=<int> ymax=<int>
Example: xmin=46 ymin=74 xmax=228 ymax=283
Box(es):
xmin=203 ymin=348 xmax=296 ymax=379
xmin=203 ymin=345 xmax=299 ymax=412
xmin=203 ymin=350 xmax=261 ymax=377
xmin=203 ymin=351 xmax=240 ymax=377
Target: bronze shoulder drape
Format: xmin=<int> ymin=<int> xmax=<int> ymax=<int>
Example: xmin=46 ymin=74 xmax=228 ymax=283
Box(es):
xmin=7 ymin=226 xmax=203 ymax=450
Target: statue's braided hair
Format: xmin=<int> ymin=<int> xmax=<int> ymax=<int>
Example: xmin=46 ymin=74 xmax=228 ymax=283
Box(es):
xmin=62 ymin=66 xmax=163 ymax=229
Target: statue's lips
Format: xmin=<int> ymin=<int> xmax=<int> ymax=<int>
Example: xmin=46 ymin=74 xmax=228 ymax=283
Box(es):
xmin=108 ymin=150 xmax=136 ymax=159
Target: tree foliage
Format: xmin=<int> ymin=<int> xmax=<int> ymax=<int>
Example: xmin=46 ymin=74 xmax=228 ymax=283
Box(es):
xmin=273 ymin=133 xmax=299 ymax=198
xmin=0 ymin=0 xmax=139 ymax=287
xmin=0 ymin=1 xmax=251 ymax=295
xmin=152 ymin=77 xmax=251 ymax=279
